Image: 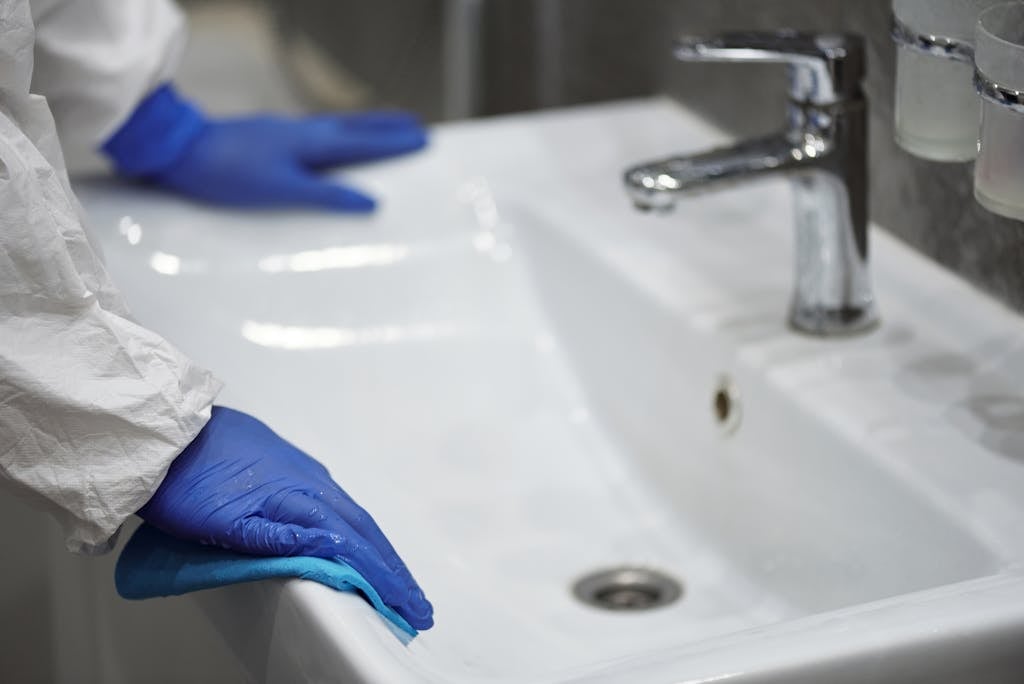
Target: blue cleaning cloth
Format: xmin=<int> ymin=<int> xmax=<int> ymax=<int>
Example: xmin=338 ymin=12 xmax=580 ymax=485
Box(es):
xmin=115 ymin=523 xmax=416 ymax=637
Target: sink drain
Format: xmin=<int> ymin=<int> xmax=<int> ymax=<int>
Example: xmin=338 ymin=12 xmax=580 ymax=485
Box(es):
xmin=572 ymin=567 xmax=683 ymax=611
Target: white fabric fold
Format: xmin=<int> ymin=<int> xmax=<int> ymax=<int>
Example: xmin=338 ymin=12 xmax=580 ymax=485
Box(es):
xmin=29 ymin=0 xmax=186 ymax=172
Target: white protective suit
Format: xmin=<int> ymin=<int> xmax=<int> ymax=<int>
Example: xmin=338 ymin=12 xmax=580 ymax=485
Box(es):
xmin=0 ymin=0 xmax=221 ymax=553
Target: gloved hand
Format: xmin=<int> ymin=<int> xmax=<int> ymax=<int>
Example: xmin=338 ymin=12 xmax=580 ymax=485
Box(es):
xmin=102 ymin=84 xmax=427 ymax=211
xmin=139 ymin=406 xmax=433 ymax=630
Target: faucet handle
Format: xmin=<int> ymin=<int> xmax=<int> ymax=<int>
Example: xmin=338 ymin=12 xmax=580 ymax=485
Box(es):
xmin=674 ymin=30 xmax=864 ymax=105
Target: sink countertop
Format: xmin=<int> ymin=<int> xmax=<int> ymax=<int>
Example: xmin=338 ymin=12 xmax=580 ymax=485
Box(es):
xmin=76 ymin=97 xmax=1024 ymax=683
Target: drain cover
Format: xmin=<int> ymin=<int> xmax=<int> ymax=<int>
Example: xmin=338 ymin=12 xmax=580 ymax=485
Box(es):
xmin=572 ymin=567 xmax=683 ymax=611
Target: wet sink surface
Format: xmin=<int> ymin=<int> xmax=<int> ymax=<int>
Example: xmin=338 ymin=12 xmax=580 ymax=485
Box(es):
xmin=78 ymin=98 xmax=1024 ymax=683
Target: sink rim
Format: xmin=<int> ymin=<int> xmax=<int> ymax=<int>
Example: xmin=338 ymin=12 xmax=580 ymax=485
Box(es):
xmin=74 ymin=96 xmax=1024 ymax=683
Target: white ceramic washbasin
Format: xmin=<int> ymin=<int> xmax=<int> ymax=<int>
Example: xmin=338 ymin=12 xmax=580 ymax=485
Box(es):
xmin=72 ymin=98 xmax=1024 ymax=683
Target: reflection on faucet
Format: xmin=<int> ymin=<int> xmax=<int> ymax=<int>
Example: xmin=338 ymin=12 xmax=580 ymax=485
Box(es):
xmin=623 ymin=31 xmax=878 ymax=337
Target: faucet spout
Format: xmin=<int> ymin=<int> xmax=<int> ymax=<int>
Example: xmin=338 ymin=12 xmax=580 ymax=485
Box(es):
xmin=622 ymin=30 xmax=878 ymax=337
xmin=624 ymin=134 xmax=805 ymax=211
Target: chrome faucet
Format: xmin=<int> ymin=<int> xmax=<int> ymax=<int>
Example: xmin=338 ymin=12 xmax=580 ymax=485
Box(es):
xmin=624 ymin=32 xmax=878 ymax=336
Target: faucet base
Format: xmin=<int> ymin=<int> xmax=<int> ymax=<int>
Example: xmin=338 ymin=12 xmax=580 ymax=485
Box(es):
xmin=788 ymin=302 xmax=880 ymax=337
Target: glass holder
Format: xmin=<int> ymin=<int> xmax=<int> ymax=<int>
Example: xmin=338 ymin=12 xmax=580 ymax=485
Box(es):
xmin=890 ymin=0 xmax=1006 ymax=161
xmin=973 ymin=2 xmax=1024 ymax=221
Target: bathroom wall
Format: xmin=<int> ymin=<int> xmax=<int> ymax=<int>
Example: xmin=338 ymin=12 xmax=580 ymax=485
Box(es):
xmin=548 ymin=0 xmax=1024 ymax=314
xmin=272 ymin=0 xmax=447 ymax=119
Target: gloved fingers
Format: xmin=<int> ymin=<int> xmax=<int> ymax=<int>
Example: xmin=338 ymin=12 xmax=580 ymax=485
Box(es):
xmin=230 ymin=516 xmax=404 ymax=599
xmin=277 ymin=173 xmax=377 ymax=212
xmin=324 ymin=494 xmax=434 ymax=625
xmin=319 ymin=485 xmax=415 ymax=577
xmin=310 ymin=110 xmax=423 ymax=131
xmin=296 ymin=122 xmax=427 ymax=169
xmin=269 ymin=490 xmax=423 ymax=592
xmin=233 ymin=516 xmax=432 ymax=629
xmin=319 ymin=486 xmax=410 ymax=576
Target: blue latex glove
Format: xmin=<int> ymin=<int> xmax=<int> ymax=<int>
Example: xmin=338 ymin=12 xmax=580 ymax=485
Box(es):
xmin=102 ymin=84 xmax=427 ymax=211
xmin=138 ymin=406 xmax=433 ymax=630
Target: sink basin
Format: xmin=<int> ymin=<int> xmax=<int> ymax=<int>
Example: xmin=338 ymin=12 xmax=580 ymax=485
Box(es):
xmin=72 ymin=98 xmax=1024 ymax=682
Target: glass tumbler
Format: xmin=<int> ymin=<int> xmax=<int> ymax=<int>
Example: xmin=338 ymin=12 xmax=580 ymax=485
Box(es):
xmin=974 ymin=2 xmax=1024 ymax=220
xmin=892 ymin=0 xmax=1005 ymax=161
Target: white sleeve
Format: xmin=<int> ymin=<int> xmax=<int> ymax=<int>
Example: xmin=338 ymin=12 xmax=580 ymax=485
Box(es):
xmin=1 ymin=1 xmax=221 ymax=554
xmin=29 ymin=0 xmax=187 ymax=171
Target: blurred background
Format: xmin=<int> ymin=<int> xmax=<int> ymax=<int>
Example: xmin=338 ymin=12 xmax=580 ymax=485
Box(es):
xmin=176 ymin=0 xmax=1023 ymax=315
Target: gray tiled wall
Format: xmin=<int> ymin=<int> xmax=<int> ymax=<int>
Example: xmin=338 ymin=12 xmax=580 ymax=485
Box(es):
xmin=552 ymin=0 xmax=1024 ymax=313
